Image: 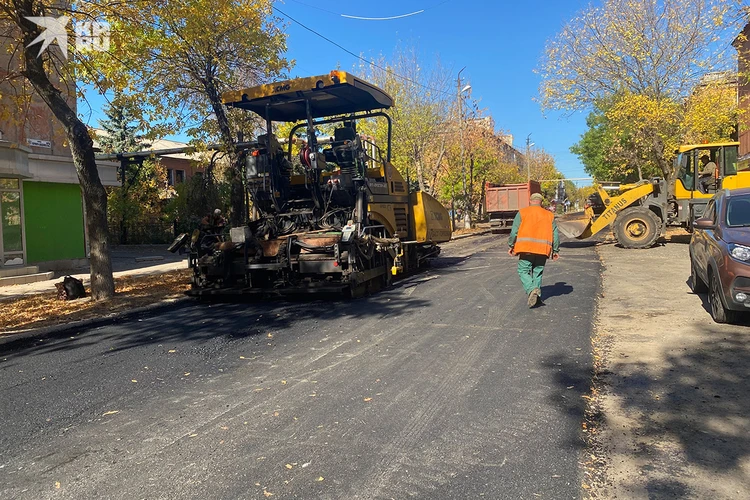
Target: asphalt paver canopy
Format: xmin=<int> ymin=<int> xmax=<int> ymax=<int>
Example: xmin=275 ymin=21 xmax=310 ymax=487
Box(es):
xmin=222 ymin=71 xmax=394 ymax=122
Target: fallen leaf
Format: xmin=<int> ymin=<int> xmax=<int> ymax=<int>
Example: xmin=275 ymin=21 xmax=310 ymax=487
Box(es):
xmin=184 ymin=372 xmax=190 ymax=376
xmin=240 ymin=356 xmax=246 ymax=359
xmin=189 ymin=433 xmax=198 ymax=438
xmin=168 ymin=349 xmax=176 ymax=353
xmin=363 ymin=397 xmax=372 ymax=402
xmin=281 ymin=380 xmax=287 ymax=385
xmin=285 ymin=464 xmax=293 ymax=469
xmin=102 ymin=410 xmax=119 ymax=416
xmin=302 ymin=462 xmax=311 ymax=468
xmin=55 ymin=481 xmax=61 ymax=489
xmin=263 ymin=491 xmax=274 ymax=497
xmin=267 ymin=333 xmax=274 ymax=339
xmin=316 ymin=477 xmax=324 ymax=482
xmin=273 ymin=412 xmax=280 ymax=417
xmin=131 ymin=379 xmax=138 ymax=383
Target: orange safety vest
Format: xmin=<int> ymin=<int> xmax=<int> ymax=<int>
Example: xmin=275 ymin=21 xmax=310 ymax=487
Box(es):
xmin=514 ymin=205 xmax=554 ymax=257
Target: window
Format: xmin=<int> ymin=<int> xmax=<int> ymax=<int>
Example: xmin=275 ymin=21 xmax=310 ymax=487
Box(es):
xmin=167 ymin=169 xmax=174 ymax=186
xmin=726 ymin=195 xmax=750 ymax=227
xmin=675 ymin=153 xmax=694 ymax=190
xmin=175 ymin=170 xmax=185 ymax=184
xmin=0 ymin=179 xmax=19 ymax=189
xmin=703 ymin=200 xmax=716 ymax=223
xmin=723 ymin=146 xmax=738 ymax=176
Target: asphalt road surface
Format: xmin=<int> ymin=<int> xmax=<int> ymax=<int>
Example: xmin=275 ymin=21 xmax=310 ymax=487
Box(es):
xmin=0 ymin=234 xmax=599 ymax=500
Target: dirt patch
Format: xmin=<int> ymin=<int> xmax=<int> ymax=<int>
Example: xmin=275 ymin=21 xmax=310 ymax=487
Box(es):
xmin=587 ymin=240 xmax=750 ymax=499
xmin=0 ymin=269 xmax=191 ymax=334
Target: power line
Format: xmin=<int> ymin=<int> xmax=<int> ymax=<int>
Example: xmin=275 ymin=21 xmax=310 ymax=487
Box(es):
xmin=341 ymin=11 xmax=424 ymax=21
xmin=287 ymin=0 xmax=452 ymax=20
xmin=273 ymin=5 xmax=455 ymax=97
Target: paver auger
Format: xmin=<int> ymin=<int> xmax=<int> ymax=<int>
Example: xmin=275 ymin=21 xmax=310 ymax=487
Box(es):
xmin=178 ymin=71 xmax=452 ymax=297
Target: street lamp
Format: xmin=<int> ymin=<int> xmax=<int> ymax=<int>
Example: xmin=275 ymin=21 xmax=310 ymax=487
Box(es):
xmin=457 ymin=67 xmax=472 ymax=229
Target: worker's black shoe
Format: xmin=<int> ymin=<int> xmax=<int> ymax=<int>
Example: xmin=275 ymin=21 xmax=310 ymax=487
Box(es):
xmin=527 ymin=289 xmax=538 ymax=308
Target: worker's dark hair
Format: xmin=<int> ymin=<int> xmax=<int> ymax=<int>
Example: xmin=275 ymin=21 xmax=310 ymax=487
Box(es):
xmin=700 ymin=154 xmax=710 ymax=162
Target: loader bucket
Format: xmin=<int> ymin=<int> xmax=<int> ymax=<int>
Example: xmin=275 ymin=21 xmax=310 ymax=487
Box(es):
xmin=557 ymin=216 xmax=594 ymax=239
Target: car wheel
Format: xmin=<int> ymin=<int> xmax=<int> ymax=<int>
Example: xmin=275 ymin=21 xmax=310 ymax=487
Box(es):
xmin=690 ymin=256 xmax=707 ymax=293
xmin=709 ymin=270 xmax=737 ymax=324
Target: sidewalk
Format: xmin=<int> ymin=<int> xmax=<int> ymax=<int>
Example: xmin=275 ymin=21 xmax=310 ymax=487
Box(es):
xmin=0 ymin=245 xmax=187 ymax=301
xmin=589 ymin=240 xmax=750 ymax=498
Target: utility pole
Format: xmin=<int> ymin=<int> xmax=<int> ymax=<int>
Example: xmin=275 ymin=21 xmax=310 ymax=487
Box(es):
xmin=457 ymin=67 xmax=471 ymax=229
xmin=525 ymin=133 xmax=533 ymax=183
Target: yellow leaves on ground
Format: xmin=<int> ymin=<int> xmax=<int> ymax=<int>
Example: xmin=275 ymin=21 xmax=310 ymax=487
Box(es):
xmin=102 ymin=410 xmax=119 ymax=416
xmin=0 ymin=269 xmax=191 ymax=333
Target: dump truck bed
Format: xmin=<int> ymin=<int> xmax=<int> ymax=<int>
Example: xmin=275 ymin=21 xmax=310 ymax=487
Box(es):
xmin=484 ymin=181 xmax=542 ymax=230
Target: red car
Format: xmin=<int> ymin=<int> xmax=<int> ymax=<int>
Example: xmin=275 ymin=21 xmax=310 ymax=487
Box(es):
xmin=689 ymin=188 xmax=750 ymax=324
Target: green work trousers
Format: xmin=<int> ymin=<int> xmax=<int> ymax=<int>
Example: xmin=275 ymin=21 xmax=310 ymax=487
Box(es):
xmin=517 ymin=253 xmax=547 ymax=295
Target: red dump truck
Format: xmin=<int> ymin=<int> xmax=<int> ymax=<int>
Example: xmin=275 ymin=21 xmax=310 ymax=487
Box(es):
xmin=484 ymin=181 xmax=542 ymax=232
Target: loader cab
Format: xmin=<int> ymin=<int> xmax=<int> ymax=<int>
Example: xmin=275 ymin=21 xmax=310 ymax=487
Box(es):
xmin=674 ymin=142 xmax=741 ymax=199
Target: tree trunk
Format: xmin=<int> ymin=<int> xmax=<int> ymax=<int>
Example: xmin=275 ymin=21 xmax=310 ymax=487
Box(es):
xmin=205 ymin=80 xmax=243 ymax=226
xmin=19 ymin=11 xmax=114 ymax=300
xmin=468 ymin=157 xmax=475 ymax=225
xmin=414 ymin=144 xmax=426 ymax=192
xmin=428 ymin=139 xmax=447 ymax=197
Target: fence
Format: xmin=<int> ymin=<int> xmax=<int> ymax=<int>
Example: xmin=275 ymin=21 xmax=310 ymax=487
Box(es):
xmin=108 ymin=217 xmax=177 ymax=245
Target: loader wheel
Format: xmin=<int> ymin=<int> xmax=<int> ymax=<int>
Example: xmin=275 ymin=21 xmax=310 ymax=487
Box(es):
xmin=614 ymin=207 xmax=661 ymax=249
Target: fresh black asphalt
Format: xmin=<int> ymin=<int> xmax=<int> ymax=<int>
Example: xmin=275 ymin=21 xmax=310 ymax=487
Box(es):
xmin=0 ymin=234 xmax=600 ymax=499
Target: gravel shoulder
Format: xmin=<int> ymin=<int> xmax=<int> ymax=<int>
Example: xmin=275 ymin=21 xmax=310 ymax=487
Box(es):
xmin=590 ymin=237 xmax=750 ymax=499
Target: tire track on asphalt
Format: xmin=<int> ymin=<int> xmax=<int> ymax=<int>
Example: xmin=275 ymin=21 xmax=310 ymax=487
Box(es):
xmin=348 ymin=273 xmax=524 ymax=499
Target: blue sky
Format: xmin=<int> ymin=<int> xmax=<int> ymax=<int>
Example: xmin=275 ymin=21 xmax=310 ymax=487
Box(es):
xmin=276 ymin=0 xmax=590 ymax=180
xmin=81 ymin=0 xmax=592 ymax=181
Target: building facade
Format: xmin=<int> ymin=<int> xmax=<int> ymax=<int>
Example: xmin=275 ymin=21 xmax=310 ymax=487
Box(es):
xmin=734 ymin=23 xmax=750 ymax=159
xmin=0 ymin=34 xmax=118 ymax=271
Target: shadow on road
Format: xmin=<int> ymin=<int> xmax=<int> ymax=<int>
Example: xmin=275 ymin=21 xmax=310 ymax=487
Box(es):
xmin=541 ymin=282 xmax=574 ymax=300
xmin=611 ymin=327 xmax=750 ymax=496
xmin=684 ymin=278 xmax=750 ymax=326
xmin=560 ymin=240 xmax=599 ymax=249
xmin=541 ymin=352 xmax=595 ymax=451
xmin=0 ymin=292 xmax=431 ymax=361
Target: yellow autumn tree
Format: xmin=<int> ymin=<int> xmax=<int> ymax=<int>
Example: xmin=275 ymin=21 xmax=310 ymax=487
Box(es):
xmin=356 ymin=46 xmax=453 ymax=193
xmin=682 ymin=77 xmax=740 ymax=144
xmin=103 ymin=0 xmax=290 ymax=226
xmin=604 ymin=92 xmax=682 ymax=180
xmin=542 ymin=0 xmax=740 ymax=182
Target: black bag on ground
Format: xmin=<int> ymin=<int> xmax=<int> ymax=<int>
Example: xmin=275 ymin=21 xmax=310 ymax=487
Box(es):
xmin=59 ymin=275 xmax=86 ymax=300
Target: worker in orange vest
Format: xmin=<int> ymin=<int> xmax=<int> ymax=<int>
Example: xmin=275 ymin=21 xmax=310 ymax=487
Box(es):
xmin=507 ymin=192 xmax=560 ymax=308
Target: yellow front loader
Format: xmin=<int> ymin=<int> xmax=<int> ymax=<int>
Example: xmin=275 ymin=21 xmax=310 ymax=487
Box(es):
xmin=558 ymin=142 xmax=750 ymax=248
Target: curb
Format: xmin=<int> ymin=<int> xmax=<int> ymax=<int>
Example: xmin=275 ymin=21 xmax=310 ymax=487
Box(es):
xmin=0 ymin=296 xmax=191 ymax=342
xmin=450 ymin=229 xmax=494 ymax=241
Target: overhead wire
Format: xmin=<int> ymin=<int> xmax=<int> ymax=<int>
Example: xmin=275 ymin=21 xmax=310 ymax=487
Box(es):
xmin=287 ymin=0 xmax=451 ymax=20
xmin=272 ymin=5 xmax=455 ymax=97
